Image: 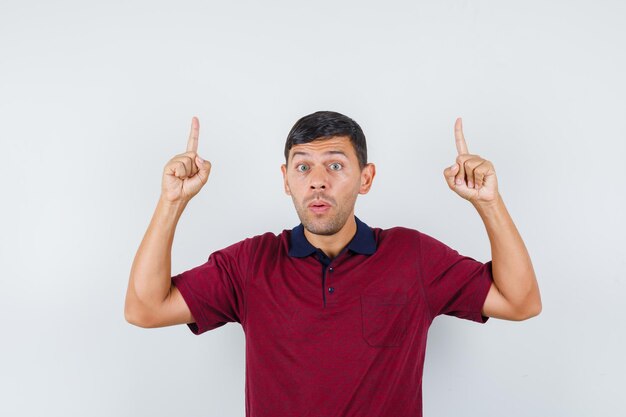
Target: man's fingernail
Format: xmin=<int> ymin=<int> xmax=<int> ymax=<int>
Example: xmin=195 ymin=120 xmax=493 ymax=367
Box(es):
xmin=197 ymin=156 xmax=204 ymax=163
xmin=450 ymin=164 xmax=457 ymax=171
xmin=456 ymin=178 xmax=463 ymax=185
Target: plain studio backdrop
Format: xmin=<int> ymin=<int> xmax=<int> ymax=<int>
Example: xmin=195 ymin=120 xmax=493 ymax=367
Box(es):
xmin=1 ymin=1 xmax=625 ymax=416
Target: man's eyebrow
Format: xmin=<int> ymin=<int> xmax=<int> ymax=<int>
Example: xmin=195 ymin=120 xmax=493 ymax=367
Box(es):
xmin=291 ymin=151 xmax=309 ymax=158
xmin=326 ymin=150 xmax=348 ymax=157
xmin=291 ymin=150 xmax=348 ymax=159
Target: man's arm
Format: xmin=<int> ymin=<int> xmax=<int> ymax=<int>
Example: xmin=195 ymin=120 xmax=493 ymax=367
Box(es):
xmin=124 ymin=197 xmax=192 ymax=328
xmin=474 ymin=194 xmax=542 ymax=321
xmin=443 ymin=117 xmax=542 ymax=321
xmin=124 ymin=117 xmax=212 ymax=328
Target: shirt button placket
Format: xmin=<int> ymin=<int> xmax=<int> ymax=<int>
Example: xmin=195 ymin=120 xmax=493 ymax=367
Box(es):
xmin=328 ymin=267 xmax=334 ymax=294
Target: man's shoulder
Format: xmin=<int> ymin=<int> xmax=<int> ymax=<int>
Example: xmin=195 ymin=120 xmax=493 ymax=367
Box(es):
xmin=219 ymin=229 xmax=289 ymax=254
xmin=368 ymin=224 xmax=423 ymax=252
xmin=375 ymin=224 xmax=422 ymax=240
xmin=371 ymin=224 xmax=457 ymax=260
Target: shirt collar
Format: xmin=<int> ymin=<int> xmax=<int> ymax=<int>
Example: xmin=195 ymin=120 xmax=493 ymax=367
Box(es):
xmin=288 ymin=216 xmax=377 ymax=258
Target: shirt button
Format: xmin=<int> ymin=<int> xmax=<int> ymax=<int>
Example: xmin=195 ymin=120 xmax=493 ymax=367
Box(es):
xmin=328 ymin=287 xmax=335 ymax=293
xmin=329 ymin=267 xmax=334 ymax=272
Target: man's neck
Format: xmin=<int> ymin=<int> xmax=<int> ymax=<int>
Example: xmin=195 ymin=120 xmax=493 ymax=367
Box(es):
xmin=303 ymin=215 xmax=357 ymax=259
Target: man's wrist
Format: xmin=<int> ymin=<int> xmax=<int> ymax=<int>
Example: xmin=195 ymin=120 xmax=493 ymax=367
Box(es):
xmin=157 ymin=195 xmax=188 ymax=219
xmin=471 ymin=192 xmax=505 ymax=217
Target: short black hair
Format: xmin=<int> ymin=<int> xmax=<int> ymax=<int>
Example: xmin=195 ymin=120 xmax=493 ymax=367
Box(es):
xmin=284 ymin=110 xmax=367 ymax=169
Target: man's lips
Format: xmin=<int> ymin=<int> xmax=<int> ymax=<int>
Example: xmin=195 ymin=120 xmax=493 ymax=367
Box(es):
xmin=307 ymin=199 xmax=332 ymax=213
xmin=308 ymin=200 xmax=331 ymax=208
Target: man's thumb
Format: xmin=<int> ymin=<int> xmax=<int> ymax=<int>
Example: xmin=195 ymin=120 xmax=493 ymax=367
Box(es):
xmin=444 ymin=163 xmax=459 ymax=189
xmin=195 ymin=155 xmax=211 ymax=183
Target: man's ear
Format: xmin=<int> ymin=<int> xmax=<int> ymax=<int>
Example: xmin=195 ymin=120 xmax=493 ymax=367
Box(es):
xmin=359 ymin=163 xmax=376 ymax=194
xmin=281 ymin=164 xmax=291 ymax=195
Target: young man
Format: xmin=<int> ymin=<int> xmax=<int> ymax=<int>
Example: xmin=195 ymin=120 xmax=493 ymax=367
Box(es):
xmin=125 ymin=111 xmax=541 ymax=417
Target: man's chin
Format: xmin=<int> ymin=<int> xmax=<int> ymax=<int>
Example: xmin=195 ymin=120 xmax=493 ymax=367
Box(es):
xmin=295 ymin=203 xmax=354 ymax=237
xmin=304 ymin=225 xmax=339 ymax=236
xmin=301 ymin=216 xmax=344 ymax=236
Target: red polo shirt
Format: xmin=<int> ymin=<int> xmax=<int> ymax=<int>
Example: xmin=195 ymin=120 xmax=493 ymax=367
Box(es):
xmin=171 ymin=216 xmax=493 ymax=417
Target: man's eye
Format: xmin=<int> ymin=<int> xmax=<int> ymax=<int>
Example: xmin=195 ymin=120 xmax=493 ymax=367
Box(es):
xmin=329 ymin=163 xmax=343 ymax=171
xmin=296 ymin=164 xmax=309 ymax=172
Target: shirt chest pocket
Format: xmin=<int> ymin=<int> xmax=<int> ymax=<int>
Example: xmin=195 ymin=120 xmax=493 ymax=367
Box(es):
xmin=360 ymin=293 xmax=408 ymax=347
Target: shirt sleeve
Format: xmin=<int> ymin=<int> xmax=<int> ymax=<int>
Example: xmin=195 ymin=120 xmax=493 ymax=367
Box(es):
xmin=418 ymin=231 xmax=493 ymax=324
xmin=171 ymin=240 xmax=248 ymax=335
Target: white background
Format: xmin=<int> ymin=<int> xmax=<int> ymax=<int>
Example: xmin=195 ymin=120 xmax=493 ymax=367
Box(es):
xmin=1 ymin=1 xmax=625 ymax=416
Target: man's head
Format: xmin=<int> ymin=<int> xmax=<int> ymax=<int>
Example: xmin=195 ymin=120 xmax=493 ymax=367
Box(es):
xmin=283 ymin=111 xmax=368 ymax=169
xmin=281 ymin=111 xmax=376 ymax=237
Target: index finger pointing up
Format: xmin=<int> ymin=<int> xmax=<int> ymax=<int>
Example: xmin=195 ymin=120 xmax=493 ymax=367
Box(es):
xmin=186 ymin=116 xmax=199 ymax=153
xmin=454 ymin=117 xmax=469 ymax=155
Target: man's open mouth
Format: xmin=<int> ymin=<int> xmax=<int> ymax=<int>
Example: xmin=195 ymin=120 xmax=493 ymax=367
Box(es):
xmin=308 ymin=200 xmax=331 ymax=213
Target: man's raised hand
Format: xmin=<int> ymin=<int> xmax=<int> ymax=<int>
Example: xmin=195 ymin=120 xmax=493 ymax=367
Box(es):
xmin=443 ymin=117 xmax=499 ymax=205
xmin=161 ymin=117 xmax=212 ymax=203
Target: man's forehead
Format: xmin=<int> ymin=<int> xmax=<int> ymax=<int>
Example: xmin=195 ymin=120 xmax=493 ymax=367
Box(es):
xmin=289 ymin=135 xmax=354 ymax=157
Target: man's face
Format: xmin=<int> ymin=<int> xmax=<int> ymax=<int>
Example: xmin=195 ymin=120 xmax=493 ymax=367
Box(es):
xmin=281 ymin=136 xmax=375 ymax=236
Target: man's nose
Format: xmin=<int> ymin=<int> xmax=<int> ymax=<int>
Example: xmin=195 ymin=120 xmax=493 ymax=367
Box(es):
xmin=309 ymin=167 xmax=328 ymax=190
